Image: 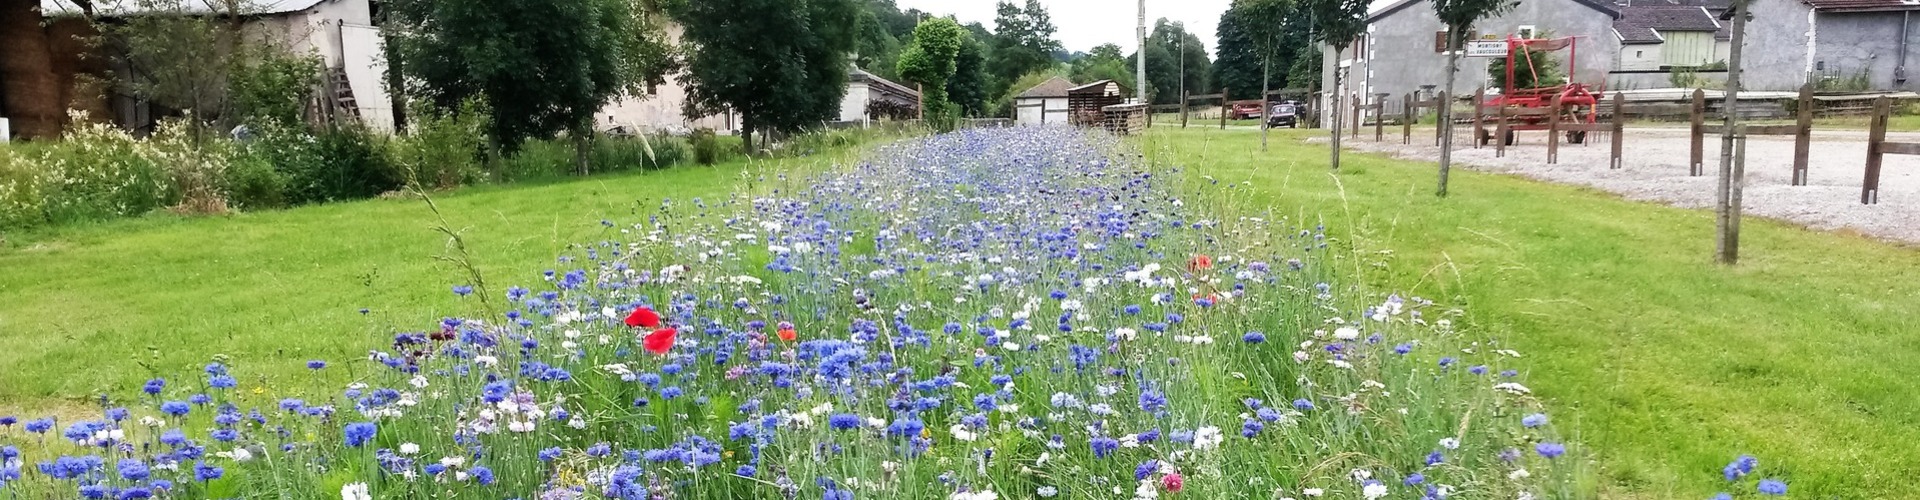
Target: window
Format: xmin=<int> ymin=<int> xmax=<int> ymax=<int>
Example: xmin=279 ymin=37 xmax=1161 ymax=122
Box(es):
xmin=1635 ymin=50 xmax=1644 ymax=58
xmin=1436 ymin=31 xmax=1449 ymax=53
xmin=1517 ymin=25 xmax=1537 ymax=39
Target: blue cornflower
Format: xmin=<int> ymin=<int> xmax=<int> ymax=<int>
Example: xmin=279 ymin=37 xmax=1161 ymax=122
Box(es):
xmin=192 ymin=461 xmax=222 ymax=482
xmin=829 ymin=413 xmax=862 ymax=431
xmin=1425 ymin=450 xmax=1445 ymax=466
xmin=1134 ymin=459 xmax=1159 ymax=480
xmin=1393 ymin=343 xmax=1413 ymax=355
xmin=159 ymin=429 xmax=187 ymax=446
xmin=0 ymin=416 xmax=13 ymax=427
xmin=1089 ymin=436 xmax=1119 ymax=458
xmin=660 ymin=386 xmax=683 ymax=399
xmin=159 ymin=401 xmax=191 ymax=417
xmin=1242 ymin=331 xmax=1266 ymax=344
xmin=1137 ymin=388 xmax=1167 ymax=413
xmin=1756 ymin=479 xmax=1787 ymax=496
xmin=1535 ymin=442 xmax=1566 ymax=459
xmin=142 ymin=379 xmax=165 ymax=395
xmin=538 ymin=447 xmax=563 ymax=462
xmin=1049 ymin=290 xmax=1068 ymax=300
xmin=1724 ymin=455 xmax=1757 ymax=480
xmin=1710 ymin=494 xmax=1733 ymax=500
xmin=105 ymin=407 xmax=128 ymax=422
xmin=1241 ymin=418 xmax=1264 ymax=437
xmin=1468 ymin=365 xmax=1489 ymax=375
xmin=736 ymin=464 xmax=757 ymax=477
xmin=1404 ymin=472 xmax=1425 ymax=485
xmin=1438 ymin=357 xmax=1456 ymax=367
xmin=1123 ymin=304 xmax=1142 ymax=315
xmin=1522 ymin=413 xmax=1548 ymax=428
xmin=343 ymin=422 xmax=378 ymax=447
xmin=1292 ymin=399 xmax=1315 ymax=411
xmin=117 ymin=459 xmax=150 ymax=481
xmin=452 ymin=285 xmax=474 ymax=296
xmin=471 ymin=465 xmax=495 ymax=485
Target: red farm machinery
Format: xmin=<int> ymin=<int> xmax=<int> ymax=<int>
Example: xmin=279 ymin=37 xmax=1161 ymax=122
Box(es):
xmin=1477 ymin=36 xmax=1601 ymax=146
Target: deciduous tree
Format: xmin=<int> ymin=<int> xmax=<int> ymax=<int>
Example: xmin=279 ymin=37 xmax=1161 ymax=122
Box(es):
xmin=987 ymin=0 xmax=1062 ymax=96
xmin=671 ymin=0 xmax=859 ymax=153
xmin=898 ymin=18 xmax=966 ymax=130
xmin=387 ymin=0 xmax=675 ymax=172
xmin=1433 ymin=0 xmax=1519 ymax=196
xmin=1305 ymin=0 xmax=1369 ymax=170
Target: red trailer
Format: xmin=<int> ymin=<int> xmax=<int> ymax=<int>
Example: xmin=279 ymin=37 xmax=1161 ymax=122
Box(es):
xmin=1479 ymin=36 xmax=1600 ymax=145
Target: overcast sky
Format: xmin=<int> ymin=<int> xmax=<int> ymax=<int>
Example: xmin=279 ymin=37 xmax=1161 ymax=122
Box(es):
xmin=893 ymin=0 xmax=1237 ymax=56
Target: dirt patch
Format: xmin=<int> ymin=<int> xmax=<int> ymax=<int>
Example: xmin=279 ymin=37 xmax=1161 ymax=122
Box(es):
xmin=1328 ymin=127 xmax=1920 ymax=244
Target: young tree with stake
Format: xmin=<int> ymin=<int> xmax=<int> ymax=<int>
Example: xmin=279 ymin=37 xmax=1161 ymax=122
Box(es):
xmin=1305 ymin=0 xmax=1370 ymax=170
xmin=1431 ymin=0 xmax=1518 ymax=196
xmin=1234 ymin=0 xmax=1288 ymax=151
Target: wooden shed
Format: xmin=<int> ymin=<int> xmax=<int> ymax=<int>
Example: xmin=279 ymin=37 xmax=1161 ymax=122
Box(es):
xmin=1067 ymin=80 xmax=1128 ymax=126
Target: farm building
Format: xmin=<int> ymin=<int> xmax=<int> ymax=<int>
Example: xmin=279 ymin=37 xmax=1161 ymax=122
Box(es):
xmin=1066 ymin=80 xmax=1128 ymax=125
xmin=1608 ymin=5 xmax=1733 ymax=89
xmin=835 ymin=67 xmax=920 ymax=125
xmin=1013 ymin=76 xmax=1074 ymax=125
xmin=15 ymin=0 xmax=397 ymax=135
xmin=1737 ymin=0 xmax=1920 ymax=91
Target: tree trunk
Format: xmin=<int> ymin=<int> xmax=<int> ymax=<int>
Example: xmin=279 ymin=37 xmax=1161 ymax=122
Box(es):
xmin=1260 ymin=58 xmax=1271 ymax=151
xmin=573 ymin=123 xmax=592 ymax=176
xmin=1438 ymin=27 xmax=1461 ymax=197
xmin=1329 ymin=46 xmax=1343 ymax=171
xmin=741 ymin=126 xmax=755 ymax=156
xmin=0 ymin=0 xmax=65 ymax=139
xmin=1716 ymin=1 xmax=1748 ymax=264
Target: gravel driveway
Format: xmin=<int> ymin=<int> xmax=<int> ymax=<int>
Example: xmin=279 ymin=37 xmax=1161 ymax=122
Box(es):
xmin=1327 ymin=127 xmax=1920 ymax=244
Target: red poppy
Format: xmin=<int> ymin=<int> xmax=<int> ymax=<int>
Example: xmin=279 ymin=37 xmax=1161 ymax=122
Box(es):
xmin=1188 ymin=254 xmax=1213 ymax=271
xmin=624 ymin=307 xmax=661 ymax=329
xmin=776 ymin=327 xmax=798 ymax=342
xmin=642 ymin=327 xmax=677 ymax=354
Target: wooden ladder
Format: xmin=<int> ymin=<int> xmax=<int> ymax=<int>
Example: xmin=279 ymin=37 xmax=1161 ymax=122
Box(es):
xmin=327 ymin=67 xmax=360 ymax=123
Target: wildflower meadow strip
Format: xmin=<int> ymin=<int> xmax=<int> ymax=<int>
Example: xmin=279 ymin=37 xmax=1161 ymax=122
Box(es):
xmin=1 ymin=128 xmax=1637 ymax=499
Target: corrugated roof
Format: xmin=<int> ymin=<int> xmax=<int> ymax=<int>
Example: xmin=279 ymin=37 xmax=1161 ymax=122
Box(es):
xmin=1800 ymin=0 xmax=1920 ymax=11
xmin=849 ymin=68 xmax=921 ymax=100
xmin=1614 ymin=6 xmax=1720 ymax=43
xmin=39 ymin=0 xmax=326 ymax=17
xmin=1015 ymin=77 xmax=1076 ymax=99
xmin=1371 ymin=0 xmax=1619 ymax=21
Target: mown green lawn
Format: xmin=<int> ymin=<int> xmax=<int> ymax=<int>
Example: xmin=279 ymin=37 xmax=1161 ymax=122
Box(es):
xmin=1145 ymin=127 xmax=1920 ymax=498
xmin=0 ymin=149 xmax=854 ymax=418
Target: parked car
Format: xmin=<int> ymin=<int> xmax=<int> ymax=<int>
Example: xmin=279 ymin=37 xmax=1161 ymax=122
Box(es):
xmin=1267 ymin=102 xmax=1298 ymax=128
xmin=1231 ymin=102 xmax=1265 ymax=120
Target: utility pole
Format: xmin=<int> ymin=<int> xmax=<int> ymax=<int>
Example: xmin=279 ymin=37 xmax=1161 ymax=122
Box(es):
xmin=1137 ymin=0 xmax=1148 ymax=103
xmin=1179 ymin=36 xmax=1185 ymax=109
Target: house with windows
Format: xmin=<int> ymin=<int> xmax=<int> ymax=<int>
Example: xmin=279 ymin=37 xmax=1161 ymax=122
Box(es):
xmin=1012 ymin=77 xmax=1075 ymax=125
xmin=1609 ymin=5 xmax=1732 ymax=88
xmin=1317 ymin=0 xmax=1621 ymax=126
xmin=1739 ymin=0 xmax=1920 ymax=91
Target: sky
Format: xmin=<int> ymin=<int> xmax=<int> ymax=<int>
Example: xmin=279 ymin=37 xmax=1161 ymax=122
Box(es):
xmin=893 ymin=0 xmax=1237 ymax=57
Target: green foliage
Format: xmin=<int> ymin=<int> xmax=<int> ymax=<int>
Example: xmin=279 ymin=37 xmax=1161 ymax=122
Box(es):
xmin=949 ymin=36 xmax=991 ymax=117
xmin=228 ymin=49 xmax=322 ymax=129
xmin=494 ymin=139 xmax=576 ymax=181
xmin=391 ymin=100 xmax=490 ymax=189
xmin=899 ymin=18 xmax=968 ymax=131
xmin=255 ymin=126 xmax=403 ymax=205
xmin=1432 ymin=0 xmax=1520 ymax=47
xmin=987 ymin=0 xmax=1063 ymax=96
xmin=1129 ymin=19 xmax=1211 ymax=104
xmin=385 ymin=0 xmax=676 ymax=153
xmin=670 ymin=0 xmax=861 ymax=152
xmin=689 ymin=128 xmax=722 ymax=165
xmin=1306 ymin=0 xmax=1372 ymax=52
xmin=1488 ymin=37 xmax=1567 ymax=90
xmin=108 ymin=0 xmax=246 ymax=131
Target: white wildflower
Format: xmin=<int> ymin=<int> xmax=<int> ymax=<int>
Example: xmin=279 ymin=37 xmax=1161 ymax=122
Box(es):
xmin=1333 ymin=327 xmax=1360 ymax=340
xmin=1193 ymin=426 xmax=1224 ymax=450
xmin=341 ymin=482 xmax=371 ymax=500
xmin=399 ymin=443 xmax=420 ymax=455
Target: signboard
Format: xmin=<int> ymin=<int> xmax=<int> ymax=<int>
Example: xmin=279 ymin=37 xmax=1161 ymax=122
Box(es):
xmin=1464 ymin=40 xmax=1508 ymax=58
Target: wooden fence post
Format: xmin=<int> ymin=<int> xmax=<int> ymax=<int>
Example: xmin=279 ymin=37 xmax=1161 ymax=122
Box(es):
xmin=1220 ymin=88 xmax=1231 ymax=130
xmin=1373 ymin=93 xmax=1387 ymax=141
xmin=1864 ymin=96 xmax=1889 ymax=204
xmin=1472 ymin=87 xmax=1486 ymax=149
xmin=1350 ymin=94 xmax=1360 ymax=139
xmin=1611 ymin=92 xmax=1625 ymax=169
xmin=1436 ymin=90 xmax=1448 ymax=147
xmin=1792 ymin=83 xmax=1813 ymax=185
xmin=1404 ymin=93 xmax=1414 ymax=144
xmin=1167 ymin=91 xmax=1182 ymax=128
xmin=1690 ymin=88 xmax=1706 ymax=176
xmin=1495 ymin=100 xmax=1510 ymax=158
xmin=1547 ymin=93 xmax=1563 ymax=164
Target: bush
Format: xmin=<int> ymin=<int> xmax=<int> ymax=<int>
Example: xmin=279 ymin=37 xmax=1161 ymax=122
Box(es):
xmin=255 ymin=126 xmax=403 ymax=205
xmin=590 ymin=136 xmax=657 ymax=172
xmin=495 ymin=139 xmax=575 ymax=181
xmin=689 ymin=128 xmax=722 ymax=165
xmin=392 ymin=102 xmax=488 ymax=189
xmin=0 ymin=119 xmax=179 ymax=230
